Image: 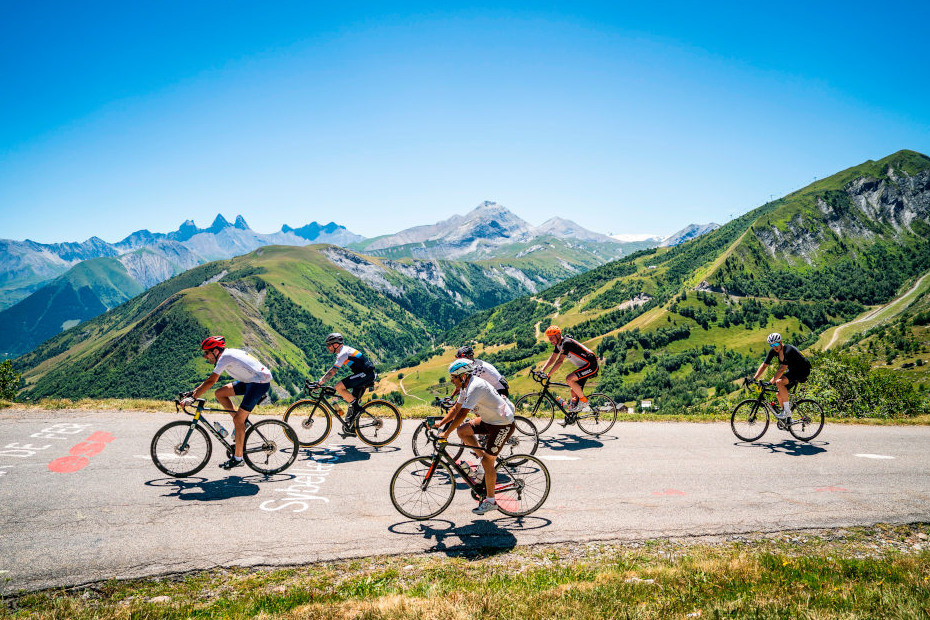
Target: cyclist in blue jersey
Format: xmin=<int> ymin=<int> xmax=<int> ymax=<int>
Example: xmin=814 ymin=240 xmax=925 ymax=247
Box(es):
xmin=318 ymin=333 xmax=377 ymax=433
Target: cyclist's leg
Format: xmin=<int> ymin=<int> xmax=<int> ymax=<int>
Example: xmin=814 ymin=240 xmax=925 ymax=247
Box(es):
xmin=478 ymin=422 xmax=515 ymax=499
xmin=214 ymin=381 xmax=238 ymax=413
xmin=333 ymin=380 xmax=353 ymax=412
xmin=774 ymin=374 xmax=792 ymax=409
xmin=231 ymin=382 xmax=269 ymax=458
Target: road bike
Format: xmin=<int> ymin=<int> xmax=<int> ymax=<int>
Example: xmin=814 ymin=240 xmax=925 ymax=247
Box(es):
xmin=731 ymin=378 xmax=824 ymax=442
xmin=411 ymin=398 xmax=540 ymax=463
xmin=150 ymin=395 xmax=299 ymax=477
xmin=283 ymin=380 xmax=402 ymax=448
xmin=514 ymin=370 xmax=617 ymax=435
xmin=390 ymin=424 xmax=550 ymax=520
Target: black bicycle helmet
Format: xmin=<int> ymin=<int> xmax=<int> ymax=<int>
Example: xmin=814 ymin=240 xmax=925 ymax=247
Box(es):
xmin=455 ymin=345 xmax=474 ymax=359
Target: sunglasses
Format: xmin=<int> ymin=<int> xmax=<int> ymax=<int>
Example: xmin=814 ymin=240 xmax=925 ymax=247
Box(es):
xmin=769 ymin=342 xmax=780 ymax=348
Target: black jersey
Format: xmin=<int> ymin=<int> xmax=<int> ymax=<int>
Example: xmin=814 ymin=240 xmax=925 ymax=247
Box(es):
xmin=554 ymin=336 xmax=597 ymax=368
xmin=764 ymin=344 xmax=811 ymax=374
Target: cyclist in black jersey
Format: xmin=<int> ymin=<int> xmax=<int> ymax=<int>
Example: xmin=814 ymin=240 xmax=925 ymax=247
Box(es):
xmin=318 ymin=333 xmax=376 ymax=429
xmin=752 ymin=332 xmax=811 ymax=420
xmin=539 ymin=325 xmax=599 ymax=412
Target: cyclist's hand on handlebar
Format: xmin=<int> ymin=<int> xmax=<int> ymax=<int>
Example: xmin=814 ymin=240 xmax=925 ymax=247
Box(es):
xmin=180 ymin=396 xmax=195 ymax=407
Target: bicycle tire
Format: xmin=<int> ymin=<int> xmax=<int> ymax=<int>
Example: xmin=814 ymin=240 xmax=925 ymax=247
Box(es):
xmin=390 ymin=456 xmax=456 ymax=520
xmin=514 ymin=392 xmax=555 ymax=433
xmin=788 ymin=399 xmax=824 ymax=442
xmin=411 ymin=422 xmax=464 ymax=460
xmin=150 ymin=421 xmax=212 ymax=477
xmin=493 ymin=454 xmax=551 ymax=517
xmin=283 ymin=399 xmax=332 ymax=447
xmin=355 ymin=399 xmax=402 ymax=447
xmin=243 ymin=419 xmax=299 ymax=475
xmin=575 ymin=393 xmax=617 ymax=436
xmin=731 ymin=399 xmax=769 ymax=442
xmin=501 ymin=415 xmax=539 ymax=464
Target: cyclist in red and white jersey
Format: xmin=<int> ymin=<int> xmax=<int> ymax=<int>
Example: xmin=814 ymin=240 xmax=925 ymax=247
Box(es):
xmin=181 ymin=336 xmax=273 ymax=470
xmin=539 ymin=325 xmax=599 ymax=412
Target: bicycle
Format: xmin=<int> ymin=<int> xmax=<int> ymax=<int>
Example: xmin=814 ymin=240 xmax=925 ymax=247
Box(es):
xmin=150 ymin=395 xmax=299 ymax=477
xmin=514 ymin=370 xmax=617 ymax=435
xmin=411 ymin=398 xmax=540 ymax=464
xmin=390 ymin=424 xmax=550 ymax=520
xmin=731 ymin=378 xmax=824 ymax=442
xmin=283 ymin=380 xmax=402 ymax=448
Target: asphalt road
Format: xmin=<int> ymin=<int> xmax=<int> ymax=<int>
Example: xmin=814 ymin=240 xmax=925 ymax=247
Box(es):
xmin=1 ymin=408 xmax=928 ymax=595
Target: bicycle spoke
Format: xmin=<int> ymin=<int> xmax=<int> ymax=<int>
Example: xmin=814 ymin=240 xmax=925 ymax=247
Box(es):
xmin=390 ymin=456 xmax=456 ymax=520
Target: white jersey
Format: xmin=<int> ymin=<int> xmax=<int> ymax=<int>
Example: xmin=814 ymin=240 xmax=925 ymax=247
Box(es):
xmin=456 ymin=375 xmax=515 ymax=426
xmin=471 ymin=359 xmax=506 ymax=391
xmin=213 ymin=348 xmax=272 ymax=383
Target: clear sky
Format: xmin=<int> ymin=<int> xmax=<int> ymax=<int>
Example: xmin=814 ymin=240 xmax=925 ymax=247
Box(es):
xmin=2 ymin=1 xmax=928 ymax=244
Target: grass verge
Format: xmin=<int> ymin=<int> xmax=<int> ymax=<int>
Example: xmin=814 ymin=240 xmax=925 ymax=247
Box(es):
xmin=3 ymin=524 xmax=928 ymax=619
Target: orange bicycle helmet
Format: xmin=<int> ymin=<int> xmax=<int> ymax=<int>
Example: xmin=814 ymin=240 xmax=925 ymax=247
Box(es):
xmin=544 ymin=325 xmax=562 ymax=337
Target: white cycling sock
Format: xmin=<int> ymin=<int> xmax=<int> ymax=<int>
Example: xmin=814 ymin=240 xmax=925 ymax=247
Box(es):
xmin=783 ymin=402 xmax=792 ymax=416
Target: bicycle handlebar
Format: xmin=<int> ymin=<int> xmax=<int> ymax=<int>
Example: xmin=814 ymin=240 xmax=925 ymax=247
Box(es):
xmin=530 ymin=370 xmax=550 ymax=385
xmin=304 ymin=380 xmax=337 ymax=397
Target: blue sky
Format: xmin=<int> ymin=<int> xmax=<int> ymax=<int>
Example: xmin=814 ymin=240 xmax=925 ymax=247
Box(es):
xmin=1 ymin=1 xmax=928 ymax=244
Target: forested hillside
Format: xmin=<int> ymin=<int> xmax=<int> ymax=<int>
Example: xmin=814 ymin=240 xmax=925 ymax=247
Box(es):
xmin=385 ymin=150 xmax=930 ymax=414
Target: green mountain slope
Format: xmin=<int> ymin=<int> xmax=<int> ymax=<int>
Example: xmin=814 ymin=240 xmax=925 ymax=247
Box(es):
xmin=0 ymin=258 xmax=144 ymax=358
xmin=13 ymin=245 xmax=541 ymax=400
xmin=385 ymin=150 xmax=930 ymax=409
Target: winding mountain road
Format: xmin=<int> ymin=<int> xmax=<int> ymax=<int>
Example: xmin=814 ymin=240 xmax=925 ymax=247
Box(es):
xmin=1 ymin=408 xmax=928 ymax=594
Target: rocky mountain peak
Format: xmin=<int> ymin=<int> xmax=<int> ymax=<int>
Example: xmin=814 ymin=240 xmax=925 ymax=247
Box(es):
xmin=234 ymin=215 xmax=250 ymax=230
xmin=208 ymin=214 xmax=231 ymax=234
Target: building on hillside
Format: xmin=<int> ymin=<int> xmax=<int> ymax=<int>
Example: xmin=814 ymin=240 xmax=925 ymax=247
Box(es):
xmin=640 ymin=399 xmax=653 ymax=410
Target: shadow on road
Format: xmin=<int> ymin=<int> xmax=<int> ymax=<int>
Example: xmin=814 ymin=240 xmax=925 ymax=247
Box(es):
xmin=541 ymin=434 xmax=605 ymax=451
xmin=144 ymin=474 xmax=286 ymax=501
xmin=388 ymin=516 xmax=552 ymax=558
xmin=297 ymin=443 xmax=400 ymax=465
xmin=734 ymin=439 xmax=829 ymax=456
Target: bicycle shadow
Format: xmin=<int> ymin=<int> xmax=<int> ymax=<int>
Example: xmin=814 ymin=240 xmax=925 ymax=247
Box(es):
xmin=541 ymin=434 xmax=605 ymax=452
xmin=388 ymin=516 xmax=552 ymax=558
xmin=734 ymin=439 xmax=829 ymax=456
xmin=298 ymin=443 xmax=400 ymax=465
xmin=146 ymin=474 xmax=269 ymax=501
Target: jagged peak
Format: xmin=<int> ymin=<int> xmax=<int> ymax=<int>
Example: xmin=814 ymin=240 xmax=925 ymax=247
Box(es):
xmin=208 ymin=214 xmax=231 ymax=232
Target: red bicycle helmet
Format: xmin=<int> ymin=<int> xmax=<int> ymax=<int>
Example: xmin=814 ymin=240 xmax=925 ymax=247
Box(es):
xmin=200 ymin=336 xmax=226 ymax=351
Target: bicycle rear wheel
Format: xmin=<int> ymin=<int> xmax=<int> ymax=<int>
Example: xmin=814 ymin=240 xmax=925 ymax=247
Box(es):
xmin=493 ymin=454 xmax=551 ymax=517
xmin=412 ymin=422 xmax=464 ymax=460
xmin=500 ymin=416 xmax=539 ymax=464
xmin=390 ymin=456 xmax=456 ymax=520
xmin=514 ymin=392 xmax=555 ymax=433
xmin=575 ymin=393 xmax=617 ymax=436
xmin=283 ymin=400 xmax=332 ymax=447
xmin=789 ymin=399 xmax=824 ymax=442
xmin=356 ymin=400 xmax=402 ymax=447
xmin=731 ymin=399 xmax=769 ymax=442
xmin=150 ymin=421 xmax=212 ymax=477
xmin=243 ymin=419 xmax=299 ymax=475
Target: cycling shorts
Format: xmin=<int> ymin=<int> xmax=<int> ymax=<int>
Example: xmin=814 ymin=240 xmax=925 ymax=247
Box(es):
xmin=497 ymin=378 xmax=510 ymax=398
xmin=233 ymin=381 xmax=270 ymax=412
xmin=341 ymin=369 xmax=376 ymax=399
xmin=467 ymin=420 xmax=516 ymax=457
xmin=784 ymin=370 xmax=809 ymax=388
xmin=568 ymin=358 xmax=599 ymax=388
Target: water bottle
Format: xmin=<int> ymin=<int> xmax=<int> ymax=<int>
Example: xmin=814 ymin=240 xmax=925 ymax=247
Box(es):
xmin=214 ymin=421 xmax=229 ymax=438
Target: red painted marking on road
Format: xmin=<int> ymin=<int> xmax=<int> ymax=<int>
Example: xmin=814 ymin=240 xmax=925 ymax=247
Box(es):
xmin=48 ymin=431 xmax=115 ymax=473
xmin=652 ymin=489 xmax=686 ymax=496
xmin=815 ymin=486 xmax=849 ymax=492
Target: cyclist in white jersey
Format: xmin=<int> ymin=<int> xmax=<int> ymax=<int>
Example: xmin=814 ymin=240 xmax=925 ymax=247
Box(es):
xmin=182 ymin=336 xmax=273 ymax=470
xmin=432 ymin=359 xmax=516 ymax=515
xmin=451 ymin=345 xmax=509 ymax=396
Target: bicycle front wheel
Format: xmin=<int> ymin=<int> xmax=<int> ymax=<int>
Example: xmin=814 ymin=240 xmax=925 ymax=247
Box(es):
xmin=500 ymin=416 xmax=539 ymax=464
xmin=356 ymin=400 xmax=402 ymax=447
xmin=243 ymin=419 xmax=299 ymax=475
xmin=575 ymin=393 xmax=617 ymax=436
xmin=789 ymin=399 xmax=824 ymax=442
xmin=494 ymin=454 xmax=551 ymax=517
xmin=283 ymin=399 xmax=332 ymax=447
xmin=412 ymin=422 xmax=464 ymax=460
xmin=514 ymin=392 xmax=555 ymax=433
xmin=731 ymin=399 xmax=769 ymax=442
xmin=151 ymin=421 xmax=212 ymax=477
xmin=390 ymin=456 xmax=456 ymax=520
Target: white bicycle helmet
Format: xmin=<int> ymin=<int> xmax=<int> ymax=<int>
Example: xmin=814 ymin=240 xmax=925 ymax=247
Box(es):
xmin=766 ymin=332 xmax=782 ymax=346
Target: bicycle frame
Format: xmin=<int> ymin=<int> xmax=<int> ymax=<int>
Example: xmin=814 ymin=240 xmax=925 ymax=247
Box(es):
xmin=175 ymin=398 xmax=264 ymax=457
xmin=420 ymin=429 xmax=524 ymax=499
xmin=299 ymin=385 xmax=364 ymax=432
xmin=527 ymin=373 xmax=578 ymax=422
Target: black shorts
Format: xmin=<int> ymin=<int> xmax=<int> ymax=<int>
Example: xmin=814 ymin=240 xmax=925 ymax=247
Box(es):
xmin=784 ymin=370 xmax=810 ymax=389
xmin=467 ymin=420 xmax=515 ymax=457
xmin=497 ymin=378 xmax=510 ymax=398
xmin=340 ymin=369 xmax=376 ymax=399
xmin=233 ymin=381 xmax=270 ymax=412
xmin=568 ymin=358 xmax=599 ymax=389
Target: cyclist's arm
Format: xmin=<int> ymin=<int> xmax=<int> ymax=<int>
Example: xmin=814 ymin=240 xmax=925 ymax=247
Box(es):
xmin=541 ymin=351 xmax=563 ymax=375
xmin=319 ymin=366 xmax=338 ymax=384
xmin=752 ymin=362 xmax=769 ymax=381
xmin=192 ymin=373 xmax=221 ymax=399
xmin=437 ymin=404 xmax=470 ymax=438
xmin=545 ymin=354 xmax=566 ymax=377
xmin=771 ymin=364 xmax=789 ymax=382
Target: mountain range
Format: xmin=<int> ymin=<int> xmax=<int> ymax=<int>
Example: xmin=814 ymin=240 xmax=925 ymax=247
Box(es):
xmin=0 ymin=203 xmax=676 ymax=358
